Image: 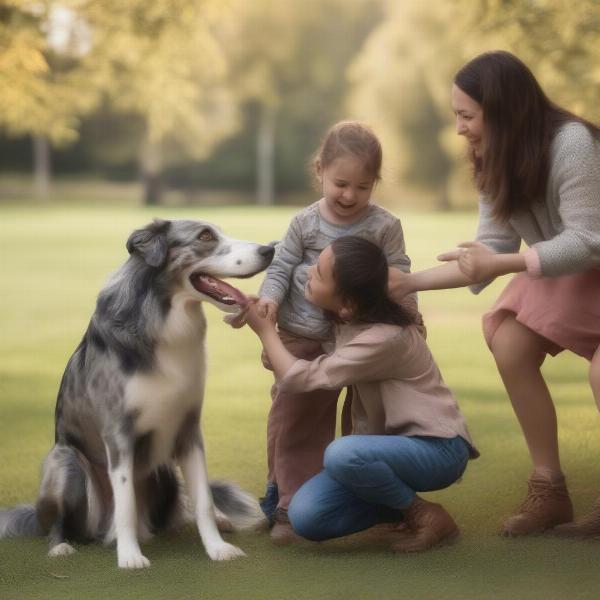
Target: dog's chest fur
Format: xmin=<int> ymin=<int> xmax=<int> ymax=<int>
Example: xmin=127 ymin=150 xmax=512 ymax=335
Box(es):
xmin=125 ymin=299 xmax=207 ymax=467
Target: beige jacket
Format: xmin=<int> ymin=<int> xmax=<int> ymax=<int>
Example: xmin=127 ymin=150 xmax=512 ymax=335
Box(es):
xmin=279 ymin=322 xmax=479 ymax=458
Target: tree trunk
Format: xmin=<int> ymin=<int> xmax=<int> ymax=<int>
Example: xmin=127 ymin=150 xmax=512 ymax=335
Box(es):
xmin=143 ymin=172 xmax=163 ymax=206
xmin=256 ymin=102 xmax=276 ymax=205
xmin=435 ymin=176 xmax=451 ymax=212
xmin=140 ymin=137 xmax=163 ymax=206
xmin=33 ymin=135 xmax=51 ymax=201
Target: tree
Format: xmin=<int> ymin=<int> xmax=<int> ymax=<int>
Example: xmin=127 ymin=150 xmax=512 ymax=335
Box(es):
xmin=348 ymin=0 xmax=600 ymax=211
xmin=224 ymin=0 xmax=383 ymax=204
xmin=0 ymin=0 xmax=97 ymax=199
xmin=460 ymin=0 xmax=600 ymax=121
xmin=78 ymin=0 xmax=239 ymax=205
xmin=346 ymin=1 xmax=458 ymax=209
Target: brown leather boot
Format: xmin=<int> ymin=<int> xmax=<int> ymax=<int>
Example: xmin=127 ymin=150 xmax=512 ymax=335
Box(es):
xmin=553 ymin=495 xmax=600 ymax=538
xmin=270 ymin=508 xmax=303 ymax=546
xmin=501 ymin=473 xmax=573 ymax=536
xmin=390 ymin=497 xmax=459 ymax=553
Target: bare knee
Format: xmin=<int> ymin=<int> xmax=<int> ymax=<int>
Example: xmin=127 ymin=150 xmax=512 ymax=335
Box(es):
xmin=489 ymin=316 xmax=547 ymax=373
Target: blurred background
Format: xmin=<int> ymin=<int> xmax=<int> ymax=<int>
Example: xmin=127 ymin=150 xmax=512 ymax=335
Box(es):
xmin=2 ymin=4 xmax=600 ymax=595
xmin=1 ymin=0 xmax=598 ymax=211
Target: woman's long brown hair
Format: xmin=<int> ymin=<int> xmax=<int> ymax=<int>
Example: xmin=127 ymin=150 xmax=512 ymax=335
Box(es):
xmin=454 ymin=50 xmax=600 ymax=221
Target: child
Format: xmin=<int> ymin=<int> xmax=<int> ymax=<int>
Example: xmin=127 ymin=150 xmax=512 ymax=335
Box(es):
xmin=389 ymin=50 xmax=600 ymax=537
xmin=255 ymin=121 xmax=417 ymax=543
xmin=245 ymin=237 xmax=478 ymax=551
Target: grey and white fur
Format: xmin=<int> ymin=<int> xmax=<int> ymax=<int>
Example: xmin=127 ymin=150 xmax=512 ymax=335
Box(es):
xmin=0 ymin=219 xmax=273 ymax=568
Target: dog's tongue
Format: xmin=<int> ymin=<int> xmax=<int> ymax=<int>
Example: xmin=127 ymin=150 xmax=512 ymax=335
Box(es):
xmin=191 ymin=274 xmax=249 ymax=307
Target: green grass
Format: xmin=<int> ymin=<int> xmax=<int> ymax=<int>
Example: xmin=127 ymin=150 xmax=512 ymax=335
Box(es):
xmin=1 ymin=203 xmax=599 ymax=599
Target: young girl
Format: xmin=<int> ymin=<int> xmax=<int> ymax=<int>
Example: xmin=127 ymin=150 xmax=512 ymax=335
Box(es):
xmin=245 ymin=237 xmax=478 ymax=551
xmin=390 ymin=50 xmax=600 ymax=537
xmin=254 ymin=121 xmax=418 ymax=543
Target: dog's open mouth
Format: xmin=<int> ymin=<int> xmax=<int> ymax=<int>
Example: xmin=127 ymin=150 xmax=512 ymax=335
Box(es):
xmin=190 ymin=274 xmax=249 ymax=307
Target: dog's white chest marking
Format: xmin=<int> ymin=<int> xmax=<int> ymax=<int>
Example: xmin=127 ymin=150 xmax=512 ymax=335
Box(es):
xmin=125 ymin=300 xmax=206 ymax=466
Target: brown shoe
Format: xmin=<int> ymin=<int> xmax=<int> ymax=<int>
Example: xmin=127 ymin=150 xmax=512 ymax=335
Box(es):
xmin=391 ymin=497 xmax=459 ymax=553
xmin=553 ymin=495 xmax=600 ymax=538
xmin=501 ymin=474 xmax=573 ymax=536
xmin=270 ymin=508 xmax=303 ymax=546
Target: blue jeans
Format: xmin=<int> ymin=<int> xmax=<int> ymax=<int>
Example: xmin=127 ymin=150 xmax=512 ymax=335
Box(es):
xmin=288 ymin=435 xmax=470 ymax=541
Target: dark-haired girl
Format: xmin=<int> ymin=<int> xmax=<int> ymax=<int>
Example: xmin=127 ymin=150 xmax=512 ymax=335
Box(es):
xmin=245 ymin=237 xmax=478 ymax=551
xmin=391 ymin=50 xmax=600 ymax=537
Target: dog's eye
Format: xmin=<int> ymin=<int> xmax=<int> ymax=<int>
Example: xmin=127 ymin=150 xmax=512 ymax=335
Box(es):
xmin=198 ymin=229 xmax=216 ymax=242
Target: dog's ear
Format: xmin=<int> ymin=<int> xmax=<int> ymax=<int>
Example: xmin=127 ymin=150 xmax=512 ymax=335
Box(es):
xmin=126 ymin=219 xmax=171 ymax=268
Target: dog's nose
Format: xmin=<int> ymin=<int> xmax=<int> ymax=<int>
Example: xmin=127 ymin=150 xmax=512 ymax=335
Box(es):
xmin=259 ymin=244 xmax=275 ymax=262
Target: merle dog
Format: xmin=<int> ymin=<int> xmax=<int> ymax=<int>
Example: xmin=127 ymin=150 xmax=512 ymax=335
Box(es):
xmin=0 ymin=219 xmax=273 ymax=568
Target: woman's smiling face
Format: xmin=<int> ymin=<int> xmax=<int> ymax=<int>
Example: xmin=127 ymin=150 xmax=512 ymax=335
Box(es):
xmin=452 ymin=83 xmax=484 ymax=157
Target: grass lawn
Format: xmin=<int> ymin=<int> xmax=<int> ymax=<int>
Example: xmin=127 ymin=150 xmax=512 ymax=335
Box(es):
xmin=0 ymin=202 xmax=599 ymax=599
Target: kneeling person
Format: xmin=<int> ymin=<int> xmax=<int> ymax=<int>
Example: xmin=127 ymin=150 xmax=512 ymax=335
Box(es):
xmin=244 ymin=236 xmax=479 ymax=551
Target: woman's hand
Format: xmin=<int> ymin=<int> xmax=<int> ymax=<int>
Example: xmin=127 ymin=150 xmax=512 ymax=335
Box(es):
xmin=224 ymin=294 xmax=255 ymax=329
xmin=224 ymin=295 xmax=278 ymax=329
xmin=245 ymin=301 xmax=277 ymax=337
xmin=438 ymin=241 xmax=502 ymax=283
xmin=226 ymin=296 xmax=293 ymax=379
xmin=248 ymin=303 xmax=295 ymax=379
xmin=256 ymin=297 xmax=278 ymax=322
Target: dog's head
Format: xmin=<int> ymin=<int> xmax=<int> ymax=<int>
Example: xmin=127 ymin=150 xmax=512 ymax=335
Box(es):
xmin=126 ymin=219 xmax=274 ymax=312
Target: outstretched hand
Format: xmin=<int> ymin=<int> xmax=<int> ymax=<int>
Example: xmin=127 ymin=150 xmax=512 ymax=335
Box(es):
xmin=224 ymin=297 xmax=254 ymax=329
xmin=224 ymin=295 xmax=291 ymax=379
xmin=438 ymin=241 xmax=501 ymax=283
xmin=245 ymin=301 xmax=277 ymax=336
xmin=256 ymin=297 xmax=278 ymax=322
xmin=224 ymin=295 xmax=278 ymax=332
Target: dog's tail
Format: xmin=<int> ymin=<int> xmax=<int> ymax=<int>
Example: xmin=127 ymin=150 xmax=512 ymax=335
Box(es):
xmin=0 ymin=505 xmax=43 ymax=539
xmin=210 ymin=481 xmax=266 ymax=530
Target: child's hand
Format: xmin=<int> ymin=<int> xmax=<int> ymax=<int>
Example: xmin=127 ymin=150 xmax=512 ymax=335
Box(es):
xmin=388 ymin=268 xmax=415 ymax=303
xmin=223 ymin=295 xmax=257 ymax=329
xmin=438 ymin=241 xmax=500 ymax=283
xmin=256 ymin=297 xmax=279 ymax=322
xmin=246 ymin=302 xmax=277 ymax=336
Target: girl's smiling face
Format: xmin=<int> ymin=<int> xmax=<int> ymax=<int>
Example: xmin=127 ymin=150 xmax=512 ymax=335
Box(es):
xmin=304 ymin=246 xmax=345 ymax=313
xmin=452 ymin=84 xmax=484 ymax=157
xmin=318 ymin=155 xmax=375 ymax=224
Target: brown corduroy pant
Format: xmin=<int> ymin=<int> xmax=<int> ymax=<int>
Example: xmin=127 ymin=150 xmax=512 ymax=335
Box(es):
xmin=265 ymin=328 xmax=351 ymax=510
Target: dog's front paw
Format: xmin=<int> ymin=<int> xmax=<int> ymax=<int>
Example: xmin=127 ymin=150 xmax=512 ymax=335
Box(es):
xmin=206 ymin=542 xmax=246 ymax=561
xmin=117 ymin=547 xmax=151 ymax=569
xmin=48 ymin=542 xmax=76 ymax=557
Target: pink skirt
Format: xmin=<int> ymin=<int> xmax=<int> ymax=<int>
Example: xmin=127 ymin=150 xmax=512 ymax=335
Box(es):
xmin=482 ymin=269 xmax=600 ymax=361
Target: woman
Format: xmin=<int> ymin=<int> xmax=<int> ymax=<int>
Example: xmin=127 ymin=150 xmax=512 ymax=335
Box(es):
xmin=245 ymin=236 xmax=478 ymax=552
xmin=391 ymin=50 xmax=600 ymax=537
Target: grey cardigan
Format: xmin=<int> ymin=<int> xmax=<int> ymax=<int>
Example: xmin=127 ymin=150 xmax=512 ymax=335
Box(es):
xmin=472 ymin=121 xmax=600 ymax=293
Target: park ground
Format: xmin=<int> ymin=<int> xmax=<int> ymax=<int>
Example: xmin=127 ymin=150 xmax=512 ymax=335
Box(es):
xmin=0 ymin=201 xmax=599 ymax=599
